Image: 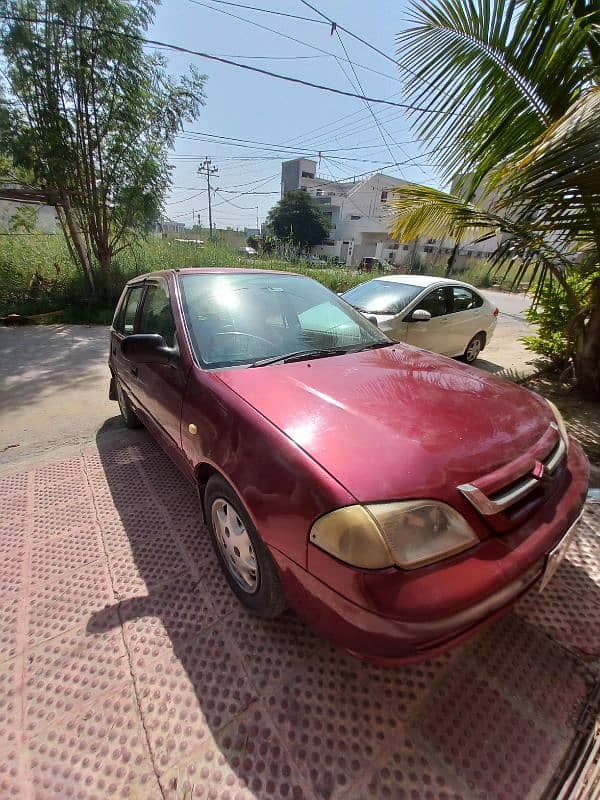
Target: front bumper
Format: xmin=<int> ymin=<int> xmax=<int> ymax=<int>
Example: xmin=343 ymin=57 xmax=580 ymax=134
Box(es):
xmin=272 ymin=441 xmax=589 ymax=664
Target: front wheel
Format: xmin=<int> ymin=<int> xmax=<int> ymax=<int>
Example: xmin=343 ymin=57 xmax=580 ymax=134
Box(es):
xmin=462 ymin=332 xmax=485 ymax=364
xmin=205 ymin=475 xmax=287 ymax=618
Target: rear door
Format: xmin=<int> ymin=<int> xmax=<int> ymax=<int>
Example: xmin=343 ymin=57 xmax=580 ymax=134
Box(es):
xmin=132 ymin=278 xmax=189 ymax=452
xmin=444 ymin=286 xmax=486 ymax=355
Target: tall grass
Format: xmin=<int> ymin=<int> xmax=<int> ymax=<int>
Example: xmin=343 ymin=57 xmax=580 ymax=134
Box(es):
xmin=0 ymin=233 xmax=370 ymax=319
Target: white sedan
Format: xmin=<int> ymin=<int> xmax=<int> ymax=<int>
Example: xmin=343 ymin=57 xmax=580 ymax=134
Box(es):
xmin=341 ymin=274 xmax=499 ymax=363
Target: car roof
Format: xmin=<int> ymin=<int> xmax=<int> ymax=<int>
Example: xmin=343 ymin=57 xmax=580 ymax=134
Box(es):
xmin=125 ymin=266 xmax=299 ymax=285
xmin=370 ymin=274 xmax=480 ymax=290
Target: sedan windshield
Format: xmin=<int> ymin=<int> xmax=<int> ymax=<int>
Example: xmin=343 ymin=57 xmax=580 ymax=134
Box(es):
xmin=178 ymin=272 xmax=390 ymax=368
xmin=342 ymin=280 xmax=423 ymax=315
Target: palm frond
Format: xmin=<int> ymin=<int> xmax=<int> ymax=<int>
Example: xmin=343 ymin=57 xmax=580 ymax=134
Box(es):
xmin=390 ymin=183 xmax=581 ymax=307
xmin=397 ymin=0 xmax=594 ymax=188
xmin=494 ymin=86 xmax=600 ymax=249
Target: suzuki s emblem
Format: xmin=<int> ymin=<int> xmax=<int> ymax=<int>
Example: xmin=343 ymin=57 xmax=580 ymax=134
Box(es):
xmin=532 ymin=461 xmax=545 ymax=480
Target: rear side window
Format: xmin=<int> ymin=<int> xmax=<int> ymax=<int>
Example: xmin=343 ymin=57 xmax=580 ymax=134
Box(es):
xmin=138 ymin=283 xmax=176 ymax=347
xmin=452 ymin=286 xmax=484 ymax=312
xmin=120 ymin=286 xmax=144 ymax=334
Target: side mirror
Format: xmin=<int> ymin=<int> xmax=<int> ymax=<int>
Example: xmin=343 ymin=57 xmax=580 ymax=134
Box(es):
xmin=121 ymin=334 xmax=178 ymax=365
xmin=411 ymin=309 xmax=432 ymax=322
xmin=365 ymin=314 xmax=379 ymax=327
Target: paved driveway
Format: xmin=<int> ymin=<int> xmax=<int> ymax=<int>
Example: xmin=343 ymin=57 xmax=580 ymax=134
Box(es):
xmin=0 ymin=427 xmax=599 ymax=799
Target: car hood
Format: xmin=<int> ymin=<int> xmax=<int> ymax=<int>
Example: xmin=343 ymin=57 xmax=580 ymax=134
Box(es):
xmin=216 ymin=344 xmax=553 ymax=503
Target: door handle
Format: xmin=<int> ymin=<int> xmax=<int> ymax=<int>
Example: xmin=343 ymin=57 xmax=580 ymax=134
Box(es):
xmin=131 ymin=366 xmax=138 ymax=377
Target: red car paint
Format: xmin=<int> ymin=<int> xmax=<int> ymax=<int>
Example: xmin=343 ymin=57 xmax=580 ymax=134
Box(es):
xmin=109 ymin=269 xmax=589 ymax=664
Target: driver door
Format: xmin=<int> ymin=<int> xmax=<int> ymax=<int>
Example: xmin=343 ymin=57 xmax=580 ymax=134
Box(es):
xmin=404 ymin=287 xmax=453 ymax=354
xmin=131 ymin=278 xmax=190 ymax=454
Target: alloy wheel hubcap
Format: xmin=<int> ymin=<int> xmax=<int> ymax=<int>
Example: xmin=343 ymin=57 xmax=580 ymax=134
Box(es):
xmin=467 ymin=338 xmax=482 ymax=361
xmin=212 ymin=498 xmax=258 ymax=593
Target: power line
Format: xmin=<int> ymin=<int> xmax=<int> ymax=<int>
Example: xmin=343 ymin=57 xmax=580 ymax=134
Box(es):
xmin=201 ymin=0 xmax=327 ymax=24
xmin=0 ymin=12 xmax=455 ymax=112
xmin=296 ymin=0 xmax=457 ymax=102
xmin=188 ymin=0 xmax=403 ymax=84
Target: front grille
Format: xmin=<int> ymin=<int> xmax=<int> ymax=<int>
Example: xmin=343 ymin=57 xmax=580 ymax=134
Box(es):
xmin=458 ymin=426 xmax=567 ymax=518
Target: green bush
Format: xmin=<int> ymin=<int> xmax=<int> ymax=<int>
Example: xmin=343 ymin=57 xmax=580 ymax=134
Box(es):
xmin=522 ymin=275 xmax=592 ymax=367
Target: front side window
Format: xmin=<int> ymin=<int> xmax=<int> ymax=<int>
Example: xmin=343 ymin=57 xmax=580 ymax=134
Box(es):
xmin=415 ymin=287 xmax=453 ymax=318
xmin=138 ymin=283 xmax=176 ymax=346
xmin=121 ymin=285 xmax=144 ymax=334
xmin=342 ymin=280 xmax=422 ymax=315
xmin=178 ymin=272 xmax=389 ymax=368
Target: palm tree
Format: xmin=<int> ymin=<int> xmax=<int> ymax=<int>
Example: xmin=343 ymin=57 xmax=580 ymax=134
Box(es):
xmin=391 ymin=0 xmax=600 ymax=396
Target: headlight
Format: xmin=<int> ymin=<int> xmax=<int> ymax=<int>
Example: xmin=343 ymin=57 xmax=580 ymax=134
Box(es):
xmin=547 ymin=400 xmax=569 ymax=452
xmin=310 ymin=501 xmax=478 ymax=570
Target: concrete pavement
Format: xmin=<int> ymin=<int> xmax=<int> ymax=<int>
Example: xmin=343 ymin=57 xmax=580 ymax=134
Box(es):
xmin=0 ymin=427 xmax=599 ymax=799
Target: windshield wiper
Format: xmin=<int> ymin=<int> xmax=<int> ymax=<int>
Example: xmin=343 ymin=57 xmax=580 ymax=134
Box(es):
xmin=347 ymin=341 xmax=392 ymax=352
xmin=250 ymin=347 xmax=349 ymax=367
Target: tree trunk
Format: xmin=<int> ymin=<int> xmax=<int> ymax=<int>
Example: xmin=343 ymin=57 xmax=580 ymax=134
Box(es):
xmin=573 ymin=276 xmax=600 ymax=398
xmin=59 ymin=191 xmax=96 ymax=295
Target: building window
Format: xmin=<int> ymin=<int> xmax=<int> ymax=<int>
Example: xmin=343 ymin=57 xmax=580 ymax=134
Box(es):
xmin=403 ymin=244 xmax=409 ymax=251
xmin=423 ymin=246 xmax=433 ymax=253
xmin=316 ymin=189 xmax=324 ymax=196
xmin=324 ymin=240 xmax=335 ymax=246
xmin=467 ymin=250 xmax=473 ymax=256
xmin=300 ymin=186 xmax=307 ymax=192
xmin=350 ymin=215 xmax=361 ymax=220
xmin=380 ymin=190 xmax=388 ymax=202
xmin=427 ymin=238 xmax=436 ymax=244
xmin=301 ymin=171 xmax=314 ymax=179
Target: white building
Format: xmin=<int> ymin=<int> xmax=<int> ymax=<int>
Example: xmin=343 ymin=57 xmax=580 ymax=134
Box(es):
xmin=280 ymin=158 xmax=497 ymax=267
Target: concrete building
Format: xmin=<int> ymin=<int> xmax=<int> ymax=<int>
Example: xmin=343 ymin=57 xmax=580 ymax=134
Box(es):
xmin=155 ymin=216 xmax=186 ymax=236
xmin=280 ymin=158 xmax=498 ymax=267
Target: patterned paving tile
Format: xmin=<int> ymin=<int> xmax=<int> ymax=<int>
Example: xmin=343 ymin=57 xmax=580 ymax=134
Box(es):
xmin=160 ymin=704 xmax=311 ymax=800
xmin=27 ymin=686 xmax=159 ymax=799
xmin=24 ymin=627 xmax=130 ymax=734
xmin=417 ymin=666 xmax=567 ymax=800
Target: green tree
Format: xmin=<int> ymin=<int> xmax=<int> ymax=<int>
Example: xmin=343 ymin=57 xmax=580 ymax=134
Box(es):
xmin=9 ymin=205 xmax=38 ymax=232
xmin=267 ymin=190 xmax=330 ymax=249
xmin=390 ymin=0 xmax=600 ymax=396
xmin=0 ymin=0 xmax=206 ymax=297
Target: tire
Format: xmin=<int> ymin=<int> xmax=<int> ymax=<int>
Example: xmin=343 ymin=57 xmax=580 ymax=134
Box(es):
xmin=462 ymin=332 xmax=485 ymax=364
xmin=205 ymin=475 xmax=287 ymax=618
xmin=116 ymin=380 xmax=142 ymax=429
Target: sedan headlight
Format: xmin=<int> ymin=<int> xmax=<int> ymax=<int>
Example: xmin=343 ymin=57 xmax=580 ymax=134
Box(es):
xmin=547 ymin=400 xmax=570 ymax=452
xmin=310 ymin=501 xmax=478 ymax=570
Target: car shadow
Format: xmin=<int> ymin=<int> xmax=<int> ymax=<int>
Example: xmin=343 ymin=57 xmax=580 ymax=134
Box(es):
xmin=86 ymin=420 xmax=600 ymax=800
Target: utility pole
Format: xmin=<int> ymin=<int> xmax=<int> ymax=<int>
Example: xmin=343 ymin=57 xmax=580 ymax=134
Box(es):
xmin=256 ymin=206 xmax=259 ymax=233
xmin=198 ymin=157 xmax=218 ymax=241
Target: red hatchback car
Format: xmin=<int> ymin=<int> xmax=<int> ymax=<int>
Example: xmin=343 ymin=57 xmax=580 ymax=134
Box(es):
xmin=109 ymin=268 xmax=589 ymax=664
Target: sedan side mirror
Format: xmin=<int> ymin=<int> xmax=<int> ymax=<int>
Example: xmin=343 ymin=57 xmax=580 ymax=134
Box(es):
xmin=365 ymin=314 xmax=379 ymax=327
xmin=121 ymin=334 xmax=178 ymax=366
xmin=410 ymin=309 xmax=432 ymax=322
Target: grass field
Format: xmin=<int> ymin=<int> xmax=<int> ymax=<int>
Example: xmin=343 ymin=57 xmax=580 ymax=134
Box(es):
xmin=0 ymin=231 xmax=500 ymax=324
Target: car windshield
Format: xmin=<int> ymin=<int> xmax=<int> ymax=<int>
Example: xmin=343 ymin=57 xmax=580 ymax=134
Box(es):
xmin=342 ymin=280 xmax=423 ymax=314
xmin=178 ymin=272 xmax=390 ymax=368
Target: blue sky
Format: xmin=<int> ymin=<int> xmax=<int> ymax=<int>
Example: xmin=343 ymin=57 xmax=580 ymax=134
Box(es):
xmin=150 ymin=0 xmax=442 ymax=230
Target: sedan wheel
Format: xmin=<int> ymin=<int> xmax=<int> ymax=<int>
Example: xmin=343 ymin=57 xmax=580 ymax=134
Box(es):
xmin=204 ymin=475 xmax=287 ymax=617
xmin=463 ymin=333 xmax=485 ymax=364
xmin=212 ymin=498 xmax=258 ymax=593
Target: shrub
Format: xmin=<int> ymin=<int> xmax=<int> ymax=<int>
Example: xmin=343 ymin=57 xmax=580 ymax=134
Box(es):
xmin=522 ymin=275 xmax=592 ymax=367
